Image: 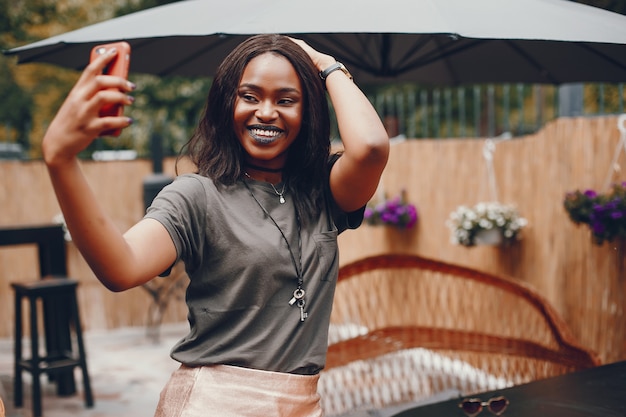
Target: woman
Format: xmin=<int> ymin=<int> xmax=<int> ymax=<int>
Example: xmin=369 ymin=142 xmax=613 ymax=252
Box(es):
xmin=42 ymin=34 xmax=389 ymax=416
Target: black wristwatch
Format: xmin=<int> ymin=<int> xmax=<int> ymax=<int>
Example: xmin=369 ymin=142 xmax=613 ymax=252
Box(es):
xmin=319 ymin=62 xmax=353 ymax=82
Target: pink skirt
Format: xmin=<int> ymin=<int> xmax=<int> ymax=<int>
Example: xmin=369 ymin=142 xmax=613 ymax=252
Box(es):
xmin=154 ymin=364 xmax=323 ymax=417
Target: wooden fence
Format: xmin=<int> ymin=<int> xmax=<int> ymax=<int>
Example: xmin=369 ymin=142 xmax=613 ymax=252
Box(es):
xmin=0 ymin=116 xmax=624 ymax=364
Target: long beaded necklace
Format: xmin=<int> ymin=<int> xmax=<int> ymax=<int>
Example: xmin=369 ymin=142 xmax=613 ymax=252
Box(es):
xmin=242 ymin=176 xmax=308 ymax=322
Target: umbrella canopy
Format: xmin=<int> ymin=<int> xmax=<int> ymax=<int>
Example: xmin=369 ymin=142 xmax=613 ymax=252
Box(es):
xmin=5 ymin=0 xmax=626 ymax=85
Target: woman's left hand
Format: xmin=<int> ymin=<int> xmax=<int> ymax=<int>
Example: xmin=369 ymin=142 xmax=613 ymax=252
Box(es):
xmin=288 ymin=37 xmax=336 ymax=72
xmin=290 ymin=37 xmax=390 ymax=213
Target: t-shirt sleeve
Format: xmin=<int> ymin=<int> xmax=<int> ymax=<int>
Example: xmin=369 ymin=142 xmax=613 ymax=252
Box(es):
xmin=143 ymin=174 xmax=208 ymax=275
xmin=327 ymin=153 xmax=366 ymax=234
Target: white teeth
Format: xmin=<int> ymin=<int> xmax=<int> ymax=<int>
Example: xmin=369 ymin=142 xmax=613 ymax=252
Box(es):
xmin=251 ymin=128 xmax=280 ymax=138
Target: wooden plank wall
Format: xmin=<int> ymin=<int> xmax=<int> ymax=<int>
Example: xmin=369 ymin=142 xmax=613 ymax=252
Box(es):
xmin=0 ymin=116 xmax=624 ymax=364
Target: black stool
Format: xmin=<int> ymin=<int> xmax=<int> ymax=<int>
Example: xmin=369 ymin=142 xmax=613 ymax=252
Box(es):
xmin=12 ymin=277 xmax=94 ymax=417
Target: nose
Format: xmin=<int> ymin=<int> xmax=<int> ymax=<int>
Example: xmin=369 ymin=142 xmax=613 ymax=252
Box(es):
xmin=255 ymin=100 xmax=278 ymax=121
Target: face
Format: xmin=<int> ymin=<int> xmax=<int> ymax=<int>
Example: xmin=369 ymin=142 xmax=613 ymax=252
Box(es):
xmin=234 ymin=52 xmax=303 ymax=168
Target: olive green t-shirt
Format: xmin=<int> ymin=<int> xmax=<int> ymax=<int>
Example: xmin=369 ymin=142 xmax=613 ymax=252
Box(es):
xmin=144 ymin=169 xmax=362 ymax=375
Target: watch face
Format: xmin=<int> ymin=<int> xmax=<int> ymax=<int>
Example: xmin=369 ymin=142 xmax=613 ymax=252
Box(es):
xmin=335 ymin=63 xmax=353 ymax=80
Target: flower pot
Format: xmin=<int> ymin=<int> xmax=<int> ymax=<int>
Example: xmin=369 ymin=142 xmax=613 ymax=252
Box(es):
xmin=474 ymin=228 xmax=502 ymax=246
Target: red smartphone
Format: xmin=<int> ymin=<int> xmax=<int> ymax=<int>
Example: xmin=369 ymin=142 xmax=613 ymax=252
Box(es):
xmin=89 ymin=41 xmax=131 ymax=136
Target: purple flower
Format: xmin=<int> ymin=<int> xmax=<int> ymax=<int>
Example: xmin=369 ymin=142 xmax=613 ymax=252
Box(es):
xmin=565 ymin=184 xmax=626 ymax=245
xmin=592 ymin=203 xmax=606 ymax=214
xmin=591 ymin=220 xmax=606 ymax=235
xmin=380 ymin=212 xmax=396 ymax=223
xmin=365 ymin=194 xmax=418 ymax=229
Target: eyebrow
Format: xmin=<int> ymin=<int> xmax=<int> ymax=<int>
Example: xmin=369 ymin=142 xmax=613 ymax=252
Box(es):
xmin=238 ymin=83 xmax=301 ymax=95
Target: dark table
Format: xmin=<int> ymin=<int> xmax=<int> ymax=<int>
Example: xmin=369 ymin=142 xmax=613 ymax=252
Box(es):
xmin=393 ymin=360 xmax=626 ymax=417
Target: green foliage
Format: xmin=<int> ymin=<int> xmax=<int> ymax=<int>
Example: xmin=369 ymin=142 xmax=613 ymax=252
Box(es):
xmin=1 ymin=0 xmax=204 ymax=159
xmin=114 ymin=0 xmax=181 ymax=17
xmin=0 ymin=0 xmax=57 ymax=48
xmin=130 ymin=74 xmax=211 ymax=156
xmin=0 ymin=56 xmax=32 ymax=145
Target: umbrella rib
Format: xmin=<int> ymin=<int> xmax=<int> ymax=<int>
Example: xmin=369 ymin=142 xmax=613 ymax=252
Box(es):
xmin=303 ymin=34 xmax=385 ymax=78
xmin=577 ymin=42 xmax=626 ymax=74
xmin=11 ymin=42 xmax=82 ymax=68
xmin=392 ymin=34 xmax=443 ymax=77
xmin=396 ymin=36 xmax=478 ymax=84
xmin=311 ymin=34 xmax=466 ymax=80
xmin=339 ymin=35 xmax=383 ymax=75
xmin=504 ymin=40 xmax=559 ymax=84
xmin=402 ymin=38 xmax=473 ymax=68
xmin=152 ymin=35 xmax=237 ymax=77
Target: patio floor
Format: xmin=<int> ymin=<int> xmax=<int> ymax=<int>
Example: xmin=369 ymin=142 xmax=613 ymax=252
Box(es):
xmin=0 ymin=323 xmax=431 ymax=417
xmin=0 ymin=323 xmax=184 ymax=417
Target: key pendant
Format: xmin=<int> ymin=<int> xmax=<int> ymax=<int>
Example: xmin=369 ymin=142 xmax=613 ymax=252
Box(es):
xmin=297 ymin=298 xmax=308 ymax=322
xmin=289 ymin=288 xmax=305 ymax=306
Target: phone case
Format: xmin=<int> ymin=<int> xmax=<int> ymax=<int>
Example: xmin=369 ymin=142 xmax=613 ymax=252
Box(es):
xmin=89 ymin=41 xmax=131 ymax=136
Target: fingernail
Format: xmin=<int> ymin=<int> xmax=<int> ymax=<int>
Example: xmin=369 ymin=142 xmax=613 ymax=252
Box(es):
xmin=127 ymin=117 xmax=134 ymax=125
xmin=108 ymin=47 xmax=117 ymax=55
xmin=127 ymin=95 xmax=135 ymax=103
xmin=127 ymin=81 xmax=136 ymax=90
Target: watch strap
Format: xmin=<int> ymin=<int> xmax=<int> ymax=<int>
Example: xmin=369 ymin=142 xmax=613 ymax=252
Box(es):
xmin=319 ymin=62 xmax=353 ymax=81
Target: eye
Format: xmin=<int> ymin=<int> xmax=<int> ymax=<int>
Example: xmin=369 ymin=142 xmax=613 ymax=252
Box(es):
xmin=242 ymin=93 xmax=258 ymax=102
xmin=278 ymin=93 xmax=301 ymax=106
xmin=238 ymin=89 xmax=259 ymax=103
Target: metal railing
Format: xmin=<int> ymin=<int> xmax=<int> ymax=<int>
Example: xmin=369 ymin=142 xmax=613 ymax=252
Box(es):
xmin=2 ymin=83 xmax=625 ymax=159
xmin=362 ymin=82 xmax=625 ymax=140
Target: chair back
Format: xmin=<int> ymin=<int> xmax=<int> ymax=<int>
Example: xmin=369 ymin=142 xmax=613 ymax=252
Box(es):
xmin=319 ymin=254 xmax=600 ymax=415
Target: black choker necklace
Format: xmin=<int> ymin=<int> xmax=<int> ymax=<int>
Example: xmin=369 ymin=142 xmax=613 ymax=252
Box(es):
xmin=245 ymin=163 xmax=283 ymax=173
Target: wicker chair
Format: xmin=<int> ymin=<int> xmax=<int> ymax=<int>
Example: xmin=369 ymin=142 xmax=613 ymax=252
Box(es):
xmin=318 ymin=254 xmax=600 ymax=416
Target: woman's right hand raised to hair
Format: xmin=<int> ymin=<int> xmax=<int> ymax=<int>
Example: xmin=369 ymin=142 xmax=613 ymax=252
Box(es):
xmin=42 ymin=47 xmax=135 ymax=167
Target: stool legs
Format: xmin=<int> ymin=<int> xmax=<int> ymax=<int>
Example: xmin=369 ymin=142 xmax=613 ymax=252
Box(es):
xmin=12 ymin=280 xmax=94 ymax=417
xmin=29 ymin=295 xmax=42 ymax=417
xmin=13 ymin=290 xmax=23 ymax=408
xmin=69 ymin=291 xmax=94 ymax=407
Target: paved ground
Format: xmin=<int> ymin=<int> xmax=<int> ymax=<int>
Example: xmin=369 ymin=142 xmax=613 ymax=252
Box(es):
xmin=0 ymin=323 xmax=185 ymax=417
xmin=0 ymin=323 xmax=446 ymax=417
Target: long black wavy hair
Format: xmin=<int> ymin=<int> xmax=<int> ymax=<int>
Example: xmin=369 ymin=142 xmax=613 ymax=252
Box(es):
xmin=179 ymin=34 xmax=331 ymax=220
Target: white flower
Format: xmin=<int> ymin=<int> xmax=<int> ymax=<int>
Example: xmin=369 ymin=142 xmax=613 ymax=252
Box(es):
xmin=446 ymin=201 xmax=527 ymax=247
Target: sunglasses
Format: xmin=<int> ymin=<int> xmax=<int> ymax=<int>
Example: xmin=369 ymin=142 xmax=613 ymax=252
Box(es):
xmin=458 ymin=396 xmax=509 ymax=417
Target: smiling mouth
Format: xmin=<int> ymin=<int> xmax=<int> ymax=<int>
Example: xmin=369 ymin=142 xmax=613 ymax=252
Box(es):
xmin=249 ymin=126 xmax=283 ymax=144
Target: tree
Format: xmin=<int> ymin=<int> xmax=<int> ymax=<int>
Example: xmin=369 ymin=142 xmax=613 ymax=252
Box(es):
xmin=0 ymin=0 xmax=58 ymax=147
xmin=0 ymin=57 xmax=32 ymax=147
xmin=0 ymin=0 xmax=101 ymax=157
xmin=0 ymin=0 xmax=207 ymax=159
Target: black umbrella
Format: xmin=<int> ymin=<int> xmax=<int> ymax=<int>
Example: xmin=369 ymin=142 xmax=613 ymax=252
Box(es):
xmin=5 ymin=0 xmax=626 ymax=85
